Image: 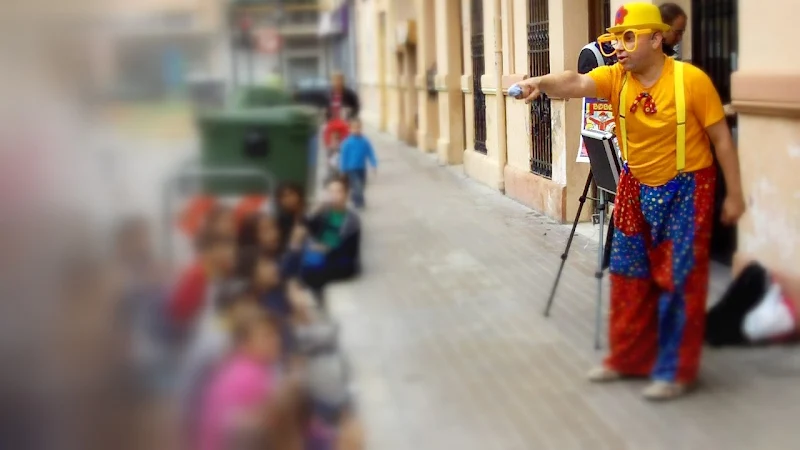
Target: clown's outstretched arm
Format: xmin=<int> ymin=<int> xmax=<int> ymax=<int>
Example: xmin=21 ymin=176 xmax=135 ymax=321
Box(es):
xmin=514 ymin=71 xmax=597 ymax=103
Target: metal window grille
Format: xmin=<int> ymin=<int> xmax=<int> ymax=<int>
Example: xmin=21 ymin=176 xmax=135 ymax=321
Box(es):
xmin=691 ymin=0 xmax=738 ymax=265
xmin=471 ymin=0 xmax=487 ymax=153
xmin=528 ymin=0 xmax=551 ymax=177
xmin=691 ymin=0 xmax=737 ymax=116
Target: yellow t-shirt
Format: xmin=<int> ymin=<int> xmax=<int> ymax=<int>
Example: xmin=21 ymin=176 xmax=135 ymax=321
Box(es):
xmin=587 ymin=57 xmax=725 ymax=186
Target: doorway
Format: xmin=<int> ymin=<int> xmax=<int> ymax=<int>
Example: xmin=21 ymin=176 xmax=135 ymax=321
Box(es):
xmin=692 ymin=0 xmax=738 ymax=266
xmin=588 ymin=0 xmax=611 ymax=42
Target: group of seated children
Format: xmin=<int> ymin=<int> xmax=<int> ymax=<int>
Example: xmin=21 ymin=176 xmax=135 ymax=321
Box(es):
xmin=167 ymin=178 xmax=364 ymax=450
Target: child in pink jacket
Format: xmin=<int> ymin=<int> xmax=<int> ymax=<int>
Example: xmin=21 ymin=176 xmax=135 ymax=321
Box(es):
xmin=196 ymin=312 xmax=282 ymax=450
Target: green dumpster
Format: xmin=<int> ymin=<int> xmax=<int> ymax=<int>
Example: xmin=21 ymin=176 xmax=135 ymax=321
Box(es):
xmin=232 ymin=85 xmax=293 ymax=108
xmin=197 ymin=105 xmax=320 ymax=196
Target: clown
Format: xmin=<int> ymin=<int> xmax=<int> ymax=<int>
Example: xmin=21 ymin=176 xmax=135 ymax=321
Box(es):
xmin=514 ymin=2 xmax=745 ymax=400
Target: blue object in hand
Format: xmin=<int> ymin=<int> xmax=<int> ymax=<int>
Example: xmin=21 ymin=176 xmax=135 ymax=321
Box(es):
xmin=302 ymin=243 xmax=326 ymax=268
xmin=509 ymin=84 xmax=523 ymax=99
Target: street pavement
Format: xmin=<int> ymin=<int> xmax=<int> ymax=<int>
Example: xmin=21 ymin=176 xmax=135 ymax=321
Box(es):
xmin=327 ymin=130 xmax=800 ymax=450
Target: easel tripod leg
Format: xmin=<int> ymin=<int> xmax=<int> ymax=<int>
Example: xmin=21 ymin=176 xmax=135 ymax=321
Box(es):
xmin=594 ymin=190 xmax=606 ymax=350
xmin=544 ymin=174 xmax=594 ymax=317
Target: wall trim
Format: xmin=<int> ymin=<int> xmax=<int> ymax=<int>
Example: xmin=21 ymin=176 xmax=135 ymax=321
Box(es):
xmin=501 ymin=74 xmax=527 ymax=90
xmin=730 ymin=101 xmax=800 ymax=118
xmin=504 ymin=165 xmax=567 ymax=223
xmin=461 ymin=74 xmax=472 ymax=93
xmin=479 ymin=74 xmax=497 ymax=95
xmin=731 ymin=71 xmax=800 ymax=117
xmin=434 ymin=74 xmax=461 ymax=92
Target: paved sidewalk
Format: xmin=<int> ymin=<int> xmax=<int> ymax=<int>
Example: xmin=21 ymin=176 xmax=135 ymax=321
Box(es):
xmin=329 ymin=130 xmax=800 ymax=450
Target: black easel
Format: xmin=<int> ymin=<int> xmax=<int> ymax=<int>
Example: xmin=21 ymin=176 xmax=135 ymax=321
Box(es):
xmin=543 ymin=173 xmax=614 ymax=349
xmin=543 ymin=127 xmax=622 ymax=349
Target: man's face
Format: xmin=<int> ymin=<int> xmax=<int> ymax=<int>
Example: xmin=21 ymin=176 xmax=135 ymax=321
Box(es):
xmin=664 ymin=16 xmax=686 ymax=46
xmin=349 ymin=121 xmax=361 ymax=135
xmin=614 ymin=31 xmax=662 ymax=72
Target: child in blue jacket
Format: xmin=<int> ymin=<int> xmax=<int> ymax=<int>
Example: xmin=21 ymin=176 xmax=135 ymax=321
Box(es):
xmin=338 ymin=118 xmax=377 ymax=209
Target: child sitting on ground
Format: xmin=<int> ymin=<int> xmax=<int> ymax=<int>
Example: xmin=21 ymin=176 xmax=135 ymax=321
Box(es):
xmin=204 ymin=205 xmax=238 ymax=241
xmin=257 ymin=374 xmax=364 ymax=450
xmin=169 ymin=232 xmax=237 ymax=332
xmin=275 ymin=183 xmax=307 ymax=253
xmin=196 ymin=311 xmax=283 ymax=450
xmin=301 ymin=176 xmax=362 ymax=308
xmin=179 ymin=282 xmax=261 ymax=449
xmin=237 ymin=212 xmax=303 ymax=280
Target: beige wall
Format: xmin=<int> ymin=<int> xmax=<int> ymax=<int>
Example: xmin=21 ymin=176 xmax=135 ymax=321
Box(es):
xmin=463 ymin=0 xmax=503 ymax=190
xmin=732 ymin=0 xmax=800 ymax=276
xmin=501 ymin=0 xmax=592 ymax=221
xmin=434 ymin=0 xmax=465 ymax=164
xmin=356 ymin=0 xmax=384 ymax=128
xmin=356 ymin=0 xmax=422 ymax=139
xmin=415 ymin=0 xmax=439 ymax=152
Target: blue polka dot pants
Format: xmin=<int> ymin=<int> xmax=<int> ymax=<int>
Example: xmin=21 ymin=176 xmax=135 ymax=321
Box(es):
xmin=605 ymin=166 xmax=716 ymax=383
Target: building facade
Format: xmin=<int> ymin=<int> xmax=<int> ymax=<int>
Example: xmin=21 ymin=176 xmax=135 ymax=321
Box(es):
xmin=230 ymin=0 xmax=324 ymax=86
xmin=95 ymin=0 xmax=230 ymax=99
xmin=355 ymin=0 xmax=800 ymax=276
xmin=319 ymin=0 xmax=359 ymax=86
xmin=227 ymin=0 xmax=357 ymax=88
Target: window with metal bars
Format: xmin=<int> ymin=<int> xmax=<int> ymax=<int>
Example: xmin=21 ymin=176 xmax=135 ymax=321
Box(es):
xmin=692 ymin=0 xmax=736 ymax=114
xmin=471 ymin=0 xmax=487 ymax=153
xmin=691 ymin=0 xmax=738 ymax=266
xmin=527 ymin=0 xmax=551 ymax=178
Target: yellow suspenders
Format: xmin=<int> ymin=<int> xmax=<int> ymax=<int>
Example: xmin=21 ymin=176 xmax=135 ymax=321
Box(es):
xmin=618 ymin=61 xmax=686 ymax=172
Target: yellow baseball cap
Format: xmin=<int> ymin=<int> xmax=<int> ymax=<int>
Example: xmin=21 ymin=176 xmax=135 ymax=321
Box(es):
xmin=608 ymin=2 xmax=670 ymax=34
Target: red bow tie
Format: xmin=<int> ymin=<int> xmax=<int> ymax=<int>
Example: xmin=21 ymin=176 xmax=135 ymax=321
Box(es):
xmin=630 ymin=92 xmax=657 ymax=115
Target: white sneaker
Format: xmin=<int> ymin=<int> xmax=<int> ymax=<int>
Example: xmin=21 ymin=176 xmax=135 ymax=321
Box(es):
xmin=743 ymin=282 xmax=797 ymax=342
xmin=587 ymin=365 xmax=621 ymax=382
xmin=642 ymin=381 xmax=690 ymax=401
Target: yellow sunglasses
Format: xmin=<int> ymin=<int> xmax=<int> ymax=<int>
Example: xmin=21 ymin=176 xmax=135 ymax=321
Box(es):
xmin=596 ymin=29 xmax=654 ymax=56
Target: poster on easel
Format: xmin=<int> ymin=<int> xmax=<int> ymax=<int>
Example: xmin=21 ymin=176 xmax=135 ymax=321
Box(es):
xmin=577 ymin=97 xmax=615 ymax=163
